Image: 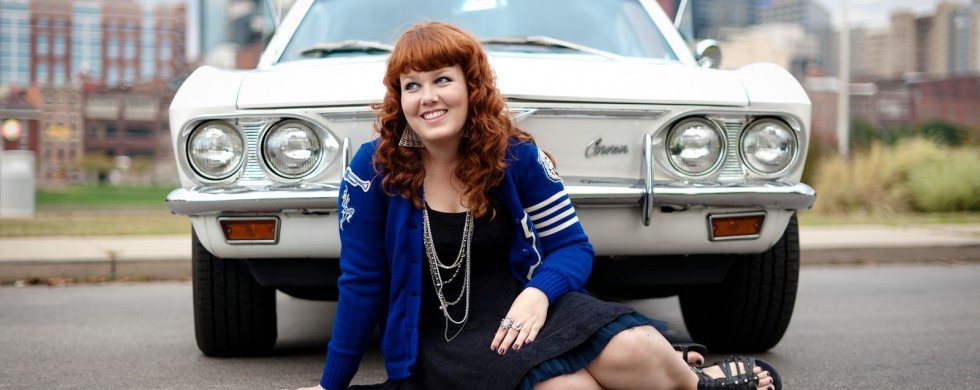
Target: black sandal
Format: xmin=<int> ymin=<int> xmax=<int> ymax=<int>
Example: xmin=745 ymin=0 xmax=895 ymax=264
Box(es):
xmin=690 ymin=356 xmax=782 ymax=390
xmin=672 ymin=343 xmax=708 ymax=366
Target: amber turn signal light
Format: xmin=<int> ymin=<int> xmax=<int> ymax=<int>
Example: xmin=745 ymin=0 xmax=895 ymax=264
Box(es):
xmin=709 ymin=213 xmax=765 ymax=240
xmin=219 ymin=218 xmax=278 ymax=242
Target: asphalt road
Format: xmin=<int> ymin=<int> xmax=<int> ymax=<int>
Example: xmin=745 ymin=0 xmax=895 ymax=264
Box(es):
xmin=2 ymin=263 xmax=978 ymax=389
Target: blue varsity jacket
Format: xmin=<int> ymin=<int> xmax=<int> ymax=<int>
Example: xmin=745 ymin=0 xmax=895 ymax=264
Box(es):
xmin=320 ymin=139 xmax=594 ymax=390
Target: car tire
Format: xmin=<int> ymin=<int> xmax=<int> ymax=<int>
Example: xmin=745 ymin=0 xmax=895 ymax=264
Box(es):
xmin=679 ymin=213 xmax=799 ymax=352
xmin=192 ymin=229 xmax=277 ymax=356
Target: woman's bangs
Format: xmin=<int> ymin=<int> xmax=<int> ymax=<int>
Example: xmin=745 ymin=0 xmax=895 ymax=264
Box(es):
xmin=389 ymin=32 xmax=469 ymax=76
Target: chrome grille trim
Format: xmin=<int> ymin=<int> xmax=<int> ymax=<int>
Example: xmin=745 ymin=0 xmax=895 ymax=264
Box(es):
xmin=318 ymin=111 xmax=376 ymax=122
xmin=531 ymin=108 xmax=667 ymax=120
xmin=718 ymin=121 xmax=745 ymax=181
xmin=240 ymin=122 xmax=268 ymax=183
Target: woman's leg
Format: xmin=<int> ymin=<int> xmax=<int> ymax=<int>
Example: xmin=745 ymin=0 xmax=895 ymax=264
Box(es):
xmin=584 ymin=325 xmax=773 ymax=390
xmin=584 ymin=326 xmax=693 ymax=389
xmin=533 ymin=368 xmax=604 ymax=390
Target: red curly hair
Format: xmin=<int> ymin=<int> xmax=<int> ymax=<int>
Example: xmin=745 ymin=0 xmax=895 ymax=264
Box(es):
xmin=373 ymin=22 xmax=535 ymax=217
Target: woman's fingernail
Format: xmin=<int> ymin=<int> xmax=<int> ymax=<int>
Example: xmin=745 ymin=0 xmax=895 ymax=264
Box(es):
xmin=514 ymin=344 xmax=521 ymax=350
xmin=498 ymin=348 xmax=505 ymax=355
xmin=696 ymin=358 xmax=704 ymax=365
xmin=769 ymin=385 xmax=775 ymax=390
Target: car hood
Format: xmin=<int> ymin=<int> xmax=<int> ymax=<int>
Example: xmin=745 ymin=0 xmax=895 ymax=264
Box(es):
xmin=237 ymin=54 xmax=749 ymax=109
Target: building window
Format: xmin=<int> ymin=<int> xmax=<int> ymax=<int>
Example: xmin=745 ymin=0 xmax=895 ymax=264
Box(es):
xmin=36 ymin=63 xmax=48 ymax=83
xmin=124 ymin=39 xmax=135 ymax=59
xmin=126 ymin=126 xmax=153 ymax=138
xmin=53 ymin=64 xmax=65 ymax=85
xmin=123 ymin=67 xmax=134 ymax=84
xmin=53 ymin=36 xmax=65 ymax=55
xmin=37 ymin=35 xmax=48 ymax=54
xmin=107 ymin=66 xmax=118 ymax=86
xmin=108 ymin=39 xmax=118 ymax=58
xmin=159 ymin=40 xmax=170 ymax=60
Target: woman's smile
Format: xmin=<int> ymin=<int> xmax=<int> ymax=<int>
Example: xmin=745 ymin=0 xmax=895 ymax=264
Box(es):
xmin=421 ymin=109 xmax=448 ymax=121
xmin=400 ymin=65 xmax=469 ymax=146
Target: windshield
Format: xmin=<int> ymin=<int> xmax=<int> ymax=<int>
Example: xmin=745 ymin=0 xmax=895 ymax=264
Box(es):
xmin=278 ymin=0 xmax=677 ymax=63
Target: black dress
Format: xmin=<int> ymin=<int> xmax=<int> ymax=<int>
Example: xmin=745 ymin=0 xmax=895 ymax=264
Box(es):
xmin=354 ymin=201 xmax=667 ymax=390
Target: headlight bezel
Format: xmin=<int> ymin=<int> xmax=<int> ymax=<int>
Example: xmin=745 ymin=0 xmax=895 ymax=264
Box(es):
xmin=260 ymin=119 xmax=326 ymax=180
xmin=178 ymin=112 xmax=346 ymax=185
xmin=185 ymin=120 xmax=246 ymax=181
xmin=738 ymin=118 xmax=800 ymax=178
xmin=665 ymin=117 xmax=727 ymax=178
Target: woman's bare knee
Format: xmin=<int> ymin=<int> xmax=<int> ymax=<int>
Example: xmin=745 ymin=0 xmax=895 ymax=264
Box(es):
xmin=533 ymin=369 xmax=603 ymax=390
xmin=594 ymin=326 xmax=668 ymax=369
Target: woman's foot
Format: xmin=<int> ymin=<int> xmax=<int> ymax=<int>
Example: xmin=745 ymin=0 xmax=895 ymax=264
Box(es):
xmin=695 ymin=360 xmax=775 ymax=390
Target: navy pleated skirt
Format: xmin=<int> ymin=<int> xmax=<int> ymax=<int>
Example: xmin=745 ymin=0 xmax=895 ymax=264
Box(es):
xmin=413 ymin=271 xmax=667 ymax=389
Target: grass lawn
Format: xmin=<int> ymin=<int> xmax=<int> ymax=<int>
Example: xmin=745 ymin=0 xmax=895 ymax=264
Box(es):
xmin=799 ymin=211 xmax=980 ymax=226
xmin=35 ymin=185 xmax=174 ymax=207
xmin=1 ymin=185 xmax=190 ymax=237
xmin=0 ymin=205 xmax=190 ymax=237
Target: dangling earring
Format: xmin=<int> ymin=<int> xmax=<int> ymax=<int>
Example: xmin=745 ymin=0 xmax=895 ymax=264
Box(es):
xmin=461 ymin=127 xmax=471 ymax=138
xmin=399 ymin=125 xmax=424 ymax=148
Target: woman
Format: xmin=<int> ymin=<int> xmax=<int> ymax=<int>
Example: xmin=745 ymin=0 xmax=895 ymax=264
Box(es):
xmin=302 ymin=22 xmax=780 ymax=390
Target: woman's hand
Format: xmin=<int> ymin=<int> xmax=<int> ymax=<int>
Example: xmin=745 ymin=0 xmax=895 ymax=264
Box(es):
xmin=490 ymin=287 xmax=549 ymax=355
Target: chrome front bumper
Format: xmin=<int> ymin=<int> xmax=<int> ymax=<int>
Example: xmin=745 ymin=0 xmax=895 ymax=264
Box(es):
xmin=166 ymin=180 xmax=815 ymax=217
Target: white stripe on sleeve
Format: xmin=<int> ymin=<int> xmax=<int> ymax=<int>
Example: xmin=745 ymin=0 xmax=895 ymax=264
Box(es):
xmin=533 ymin=207 xmax=575 ymax=230
xmin=537 ymin=216 xmax=580 ymax=237
xmin=525 ymin=191 xmax=566 ymax=213
xmin=530 ymin=198 xmax=571 ymax=222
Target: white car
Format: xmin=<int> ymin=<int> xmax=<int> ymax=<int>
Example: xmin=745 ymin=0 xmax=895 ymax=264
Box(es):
xmin=167 ymin=0 xmax=815 ymax=356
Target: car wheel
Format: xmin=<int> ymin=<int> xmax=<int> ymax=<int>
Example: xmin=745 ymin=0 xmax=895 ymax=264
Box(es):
xmin=679 ymin=213 xmax=799 ymax=352
xmin=192 ymin=228 xmax=277 ymax=356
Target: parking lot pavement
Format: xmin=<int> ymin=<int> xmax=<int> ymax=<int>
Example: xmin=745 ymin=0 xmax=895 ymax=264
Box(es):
xmin=0 ymin=224 xmax=978 ymax=283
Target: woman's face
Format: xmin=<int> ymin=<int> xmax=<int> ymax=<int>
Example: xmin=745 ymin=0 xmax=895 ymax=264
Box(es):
xmin=399 ymin=65 xmax=469 ymax=147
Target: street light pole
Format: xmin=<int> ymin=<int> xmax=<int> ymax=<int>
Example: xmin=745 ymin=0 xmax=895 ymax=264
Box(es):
xmin=837 ymin=0 xmax=850 ymax=158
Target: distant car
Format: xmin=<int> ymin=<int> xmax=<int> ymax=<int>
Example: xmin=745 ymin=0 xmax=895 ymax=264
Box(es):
xmin=167 ymin=0 xmax=815 ymax=356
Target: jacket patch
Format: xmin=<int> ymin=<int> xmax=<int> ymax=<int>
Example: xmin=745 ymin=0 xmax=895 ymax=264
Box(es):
xmin=521 ymin=213 xmax=543 ymax=279
xmin=537 ymin=149 xmax=562 ymax=183
xmin=344 ymin=167 xmax=371 ymax=192
xmin=339 ymin=190 xmax=355 ymax=230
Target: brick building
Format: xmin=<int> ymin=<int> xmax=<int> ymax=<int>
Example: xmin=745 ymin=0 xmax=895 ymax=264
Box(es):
xmin=908 ymin=74 xmax=980 ymax=129
xmin=0 ymin=88 xmax=40 ymax=152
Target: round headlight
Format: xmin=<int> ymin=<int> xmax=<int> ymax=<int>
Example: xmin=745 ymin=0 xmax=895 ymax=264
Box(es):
xmin=187 ymin=121 xmax=244 ymax=180
xmin=262 ymin=120 xmax=322 ymax=178
xmin=740 ymin=120 xmax=797 ymax=175
xmin=667 ymin=118 xmax=724 ymax=176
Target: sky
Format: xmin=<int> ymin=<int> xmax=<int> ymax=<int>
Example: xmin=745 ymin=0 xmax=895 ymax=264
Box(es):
xmin=811 ymin=0 xmax=973 ymax=29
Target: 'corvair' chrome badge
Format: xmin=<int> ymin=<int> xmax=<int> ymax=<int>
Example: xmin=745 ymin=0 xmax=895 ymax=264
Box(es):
xmin=585 ymin=137 xmax=629 ymax=158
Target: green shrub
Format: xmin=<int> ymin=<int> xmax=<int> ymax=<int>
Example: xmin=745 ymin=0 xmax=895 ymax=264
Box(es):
xmin=849 ymin=120 xmax=879 ymax=150
xmin=811 ymin=138 xmax=955 ymax=214
xmin=916 ymin=120 xmax=968 ymax=147
xmin=907 ymin=149 xmax=980 ymax=211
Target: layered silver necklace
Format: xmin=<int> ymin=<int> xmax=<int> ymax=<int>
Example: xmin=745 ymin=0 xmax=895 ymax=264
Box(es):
xmin=421 ymin=203 xmax=473 ymax=342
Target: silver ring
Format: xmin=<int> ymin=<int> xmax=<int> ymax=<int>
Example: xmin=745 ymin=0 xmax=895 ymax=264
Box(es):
xmin=511 ymin=321 xmax=523 ymax=331
xmin=500 ymin=318 xmax=513 ymax=329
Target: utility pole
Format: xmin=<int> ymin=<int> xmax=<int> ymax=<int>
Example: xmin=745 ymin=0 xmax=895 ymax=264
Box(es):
xmin=837 ymin=0 xmax=850 ymax=158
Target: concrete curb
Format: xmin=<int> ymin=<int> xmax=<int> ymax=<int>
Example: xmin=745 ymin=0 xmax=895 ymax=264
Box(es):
xmin=2 ymin=224 xmax=978 ymax=283
xmin=0 ymin=258 xmax=191 ymax=283
xmin=802 ymin=245 xmax=980 ymax=265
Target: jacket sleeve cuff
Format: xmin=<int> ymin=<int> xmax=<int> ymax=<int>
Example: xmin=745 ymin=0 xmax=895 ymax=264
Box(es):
xmin=319 ymin=349 xmax=361 ymax=390
xmin=524 ymin=268 xmax=572 ymax=303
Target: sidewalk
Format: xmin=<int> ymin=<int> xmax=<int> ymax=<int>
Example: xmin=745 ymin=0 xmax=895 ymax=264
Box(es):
xmin=1 ymin=225 xmax=978 ymax=283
